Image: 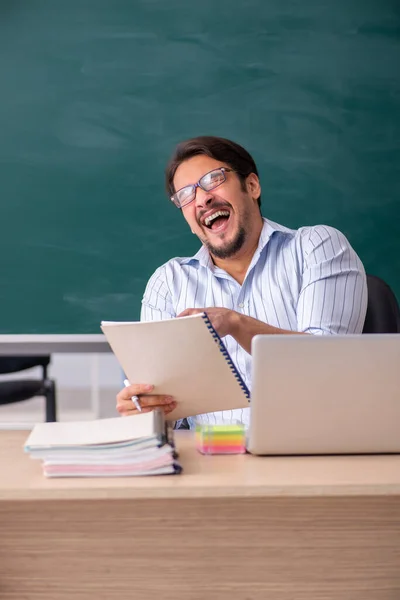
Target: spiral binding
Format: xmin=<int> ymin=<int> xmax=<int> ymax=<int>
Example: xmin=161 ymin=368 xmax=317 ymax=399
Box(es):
xmin=201 ymin=313 xmax=250 ymax=400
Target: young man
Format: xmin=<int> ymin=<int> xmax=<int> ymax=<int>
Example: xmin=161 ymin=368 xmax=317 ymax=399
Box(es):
xmin=117 ymin=136 xmax=367 ymax=426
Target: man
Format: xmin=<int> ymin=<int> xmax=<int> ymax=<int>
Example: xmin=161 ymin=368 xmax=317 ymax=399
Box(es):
xmin=117 ymin=136 xmax=367 ymax=426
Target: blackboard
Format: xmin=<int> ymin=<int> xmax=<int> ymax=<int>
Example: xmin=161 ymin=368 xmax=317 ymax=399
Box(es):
xmin=1 ymin=0 xmax=399 ymax=333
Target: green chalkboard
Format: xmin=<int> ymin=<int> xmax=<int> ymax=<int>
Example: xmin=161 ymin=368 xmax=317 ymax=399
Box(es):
xmin=1 ymin=0 xmax=399 ymax=333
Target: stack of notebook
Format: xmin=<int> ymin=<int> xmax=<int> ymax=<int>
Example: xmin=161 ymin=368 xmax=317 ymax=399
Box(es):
xmin=24 ymin=410 xmax=182 ymax=478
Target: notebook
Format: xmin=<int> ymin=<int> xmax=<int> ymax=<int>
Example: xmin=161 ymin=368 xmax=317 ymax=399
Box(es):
xmin=24 ymin=410 xmax=182 ymax=477
xmin=101 ymin=313 xmax=250 ymax=421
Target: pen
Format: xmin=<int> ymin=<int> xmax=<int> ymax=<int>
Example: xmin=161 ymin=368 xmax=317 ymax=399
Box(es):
xmin=123 ymin=379 xmax=142 ymax=412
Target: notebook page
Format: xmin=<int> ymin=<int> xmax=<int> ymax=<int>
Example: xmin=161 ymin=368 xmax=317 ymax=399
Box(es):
xmin=24 ymin=412 xmax=157 ymax=449
xmin=101 ymin=313 xmax=249 ymax=420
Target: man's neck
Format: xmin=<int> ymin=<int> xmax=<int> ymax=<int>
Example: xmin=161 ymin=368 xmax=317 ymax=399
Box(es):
xmin=211 ymin=222 xmax=263 ymax=285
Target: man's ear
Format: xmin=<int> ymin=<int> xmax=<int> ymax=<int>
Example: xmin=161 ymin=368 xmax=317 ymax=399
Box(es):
xmin=246 ymin=173 xmax=261 ymax=202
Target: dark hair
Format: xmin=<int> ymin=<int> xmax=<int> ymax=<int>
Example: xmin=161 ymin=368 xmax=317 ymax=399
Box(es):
xmin=165 ymin=136 xmax=261 ymax=208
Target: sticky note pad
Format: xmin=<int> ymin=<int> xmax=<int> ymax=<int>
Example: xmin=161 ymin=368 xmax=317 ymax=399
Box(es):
xmin=195 ymin=423 xmax=246 ymax=454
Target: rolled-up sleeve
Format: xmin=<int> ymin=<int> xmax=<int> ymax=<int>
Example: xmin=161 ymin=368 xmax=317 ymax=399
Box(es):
xmin=296 ymin=225 xmax=368 ymax=335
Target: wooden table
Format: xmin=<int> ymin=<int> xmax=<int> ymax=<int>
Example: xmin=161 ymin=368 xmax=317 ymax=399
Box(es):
xmin=1 ymin=431 xmax=400 ymax=600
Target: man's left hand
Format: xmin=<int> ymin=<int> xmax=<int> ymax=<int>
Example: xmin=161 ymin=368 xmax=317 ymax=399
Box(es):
xmin=177 ymin=307 xmax=239 ymax=338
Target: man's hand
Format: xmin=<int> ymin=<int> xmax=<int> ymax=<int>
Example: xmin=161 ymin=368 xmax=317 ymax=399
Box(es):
xmin=178 ymin=307 xmax=240 ymax=338
xmin=116 ymin=383 xmax=177 ymax=416
xmin=179 ymin=307 xmax=304 ymax=354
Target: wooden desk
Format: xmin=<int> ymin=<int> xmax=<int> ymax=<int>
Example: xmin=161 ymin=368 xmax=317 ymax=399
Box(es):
xmin=1 ymin=431 xmax=400 ymax=600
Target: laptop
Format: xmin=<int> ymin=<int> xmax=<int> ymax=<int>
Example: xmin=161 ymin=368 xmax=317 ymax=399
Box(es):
xmin=247 ymin=334 xmax=400 ymax=455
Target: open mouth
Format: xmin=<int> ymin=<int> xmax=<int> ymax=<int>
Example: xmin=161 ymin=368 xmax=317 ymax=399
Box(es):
xmin=202 ymin=210 xmax=230 ymax=232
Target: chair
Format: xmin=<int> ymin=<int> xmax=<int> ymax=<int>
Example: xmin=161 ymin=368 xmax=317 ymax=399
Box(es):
xmin=0 ymin=356 xmax=57 ymax=421
xmin=362 ymin=274 xmax=400 ymax=334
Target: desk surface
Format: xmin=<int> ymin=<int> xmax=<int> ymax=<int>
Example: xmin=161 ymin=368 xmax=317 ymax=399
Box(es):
xmin=1 ymin=430 xmax=400 ymax=501
xmin=0 ymin=334 xmax=111 ymax=354
xmin=2 ymin=431 xmax=400 ymax=600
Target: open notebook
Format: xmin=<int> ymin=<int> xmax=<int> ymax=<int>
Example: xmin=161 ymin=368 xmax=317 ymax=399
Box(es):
xmin=101 ymin=313 xmax=250 ymax=421
xmin=24 ymin=410 xmax=181 ymax=478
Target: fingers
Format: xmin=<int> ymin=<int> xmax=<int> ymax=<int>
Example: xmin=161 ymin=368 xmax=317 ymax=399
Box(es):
xmin=119 ymin=383 xmax=154 ymax=399
xmin=116 ymin=383 xmax=153 ymax=410
xmin=116 ymin=386 xmax=177 ymax=417
xmin=118 ymin=397 xmax=177 ymax=417
xmin=177 ymin=308 xmax=204 ymax=318
xmin=118 ymin=402 xmax=177 ymax=416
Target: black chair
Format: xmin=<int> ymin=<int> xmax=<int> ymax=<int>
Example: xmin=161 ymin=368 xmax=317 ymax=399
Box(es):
xmin=362 ymin=274 xmax=400 ymax=334
xmin=0 ymin=356 xmax=57 ymax=422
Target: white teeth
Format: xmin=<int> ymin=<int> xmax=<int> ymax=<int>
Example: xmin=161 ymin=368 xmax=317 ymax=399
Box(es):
xmin=204 ymin=210 xmax=230 ymax=227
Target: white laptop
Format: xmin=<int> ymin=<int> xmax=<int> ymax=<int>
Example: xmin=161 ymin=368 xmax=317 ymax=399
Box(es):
xmin=247 ymin=334 xmax=400 ymax=455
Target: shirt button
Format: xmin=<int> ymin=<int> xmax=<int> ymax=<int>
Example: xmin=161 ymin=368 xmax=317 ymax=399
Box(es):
xmin=238 ymin=302 xmax=244 ymax=308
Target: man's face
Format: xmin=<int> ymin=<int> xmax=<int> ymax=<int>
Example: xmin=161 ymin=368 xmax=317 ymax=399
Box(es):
xmin=172 ymin=155 xmax=261 ymax=260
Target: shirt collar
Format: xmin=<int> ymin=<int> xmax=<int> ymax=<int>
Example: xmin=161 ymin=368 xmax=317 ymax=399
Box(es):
xmin=254 ymin=217 xmax=293 ymax=257
xmin=181 ymin=218 xmax=293 ymax=270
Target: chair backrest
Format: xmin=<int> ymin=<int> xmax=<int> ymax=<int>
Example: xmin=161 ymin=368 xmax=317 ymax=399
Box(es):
xmin=362 ymin=275 xmax=400 ymax=334
xmin=0 ymin=356 xmax=50 ymax=376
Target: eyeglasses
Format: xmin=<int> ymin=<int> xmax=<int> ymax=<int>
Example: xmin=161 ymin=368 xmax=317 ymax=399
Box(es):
xmin=170 ymin=167 xmax=233 ymax=209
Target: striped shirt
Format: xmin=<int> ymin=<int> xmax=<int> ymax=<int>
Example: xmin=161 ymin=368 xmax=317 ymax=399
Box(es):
xmin=141 ymin=218 xmax=368 ymax=428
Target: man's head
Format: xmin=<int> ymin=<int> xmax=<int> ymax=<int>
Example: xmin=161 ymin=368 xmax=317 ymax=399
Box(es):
xmin=165 ymin=136 xmax=263 ymax=260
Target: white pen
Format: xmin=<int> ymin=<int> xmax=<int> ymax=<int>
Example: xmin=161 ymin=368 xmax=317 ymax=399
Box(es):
xmin=123 ymin=379 xmax=142 ymax=412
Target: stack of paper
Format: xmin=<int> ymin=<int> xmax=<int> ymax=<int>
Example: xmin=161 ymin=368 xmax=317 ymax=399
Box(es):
xmin=24 ymin=410 xmax=182 ymax=478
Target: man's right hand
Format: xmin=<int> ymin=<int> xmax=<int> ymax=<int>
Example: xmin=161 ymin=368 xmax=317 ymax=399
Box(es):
xmin=116 ymin=383 xmax=177 ymax=416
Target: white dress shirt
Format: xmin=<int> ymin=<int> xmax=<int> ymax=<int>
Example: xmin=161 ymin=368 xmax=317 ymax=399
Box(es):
xmin=141 ymin=218 xmax=368 ymax=427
